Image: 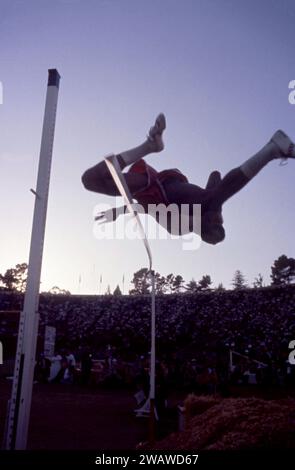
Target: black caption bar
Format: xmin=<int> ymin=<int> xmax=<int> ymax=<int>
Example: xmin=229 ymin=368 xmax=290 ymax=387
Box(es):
xmin=0 ymin=450 xmax=293 ymax=468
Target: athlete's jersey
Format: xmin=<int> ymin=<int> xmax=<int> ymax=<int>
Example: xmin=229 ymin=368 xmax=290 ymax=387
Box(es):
xmin=128 ymin=159 xmax=188 ymax=206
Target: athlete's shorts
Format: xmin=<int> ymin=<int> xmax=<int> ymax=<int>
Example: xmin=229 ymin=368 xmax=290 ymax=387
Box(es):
xmin=128 ymin=159 xmax=188 ymax=206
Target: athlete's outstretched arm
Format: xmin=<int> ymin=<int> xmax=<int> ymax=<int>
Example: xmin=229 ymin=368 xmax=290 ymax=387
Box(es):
xmin=95 ymin=203 xmax=147 ymax=224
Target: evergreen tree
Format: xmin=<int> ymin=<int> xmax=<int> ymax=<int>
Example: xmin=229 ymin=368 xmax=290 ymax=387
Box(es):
xmin=271 ymin=255 xmax=295 ymax=286
xmin=154 ymin=272 xmax=167 ymax=294
xmin=165 ymin=273 xmax=175 ymax=293
xmin=113 ymin=285 xmax=122 ymax=295
xmin=48 ymin=286 xmax=71 ymax=295
xmin=198 ymin=275 xmax=212 ymax=291
xmin=105 ymin=285 xmax=112 ymax=295
xmin=129 ymin=268 xmax=150 ymax=295
xmin=232 ymin=270 xmax=248 ymax=290
xmin=0 ymin=263 xmax=28 ymax=292
xmin=216 ymin=283 xmax=225 ymax=292
xmin=185 ymin=279 xmax=198 ymax=293
xmin=253 ymin=273 xmax=264 ymax=288
xmin=172 ymin=275 xmax=185 ymax=293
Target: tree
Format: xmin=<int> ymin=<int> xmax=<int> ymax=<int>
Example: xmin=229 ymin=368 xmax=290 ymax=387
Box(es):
xmin=113 ymin=285 xmax=122 ymax=296
xmin=216 ymin=283 xmax=225 ymax=292
xmin=165 ymin=273 xmax=186 ymax=293
xmin=0 ymin=263 xmax=28 ymax=292
xmin=185 ymin=279 xmax=198 ymax=293
xmin=129 ymin=268 xmax=150 ymax=295
xmin=165 ymin=273 xmax=175 ymax=293
xmin=154 ymin=272 xmax=167 ymax=294
xmin=14 ymin=263 xmax=28 ymax=292
xmin=48 ymin=286 xmax=71 ymax=295
xmin=198 ymin=275 xmax=212 ymax=291
xmin=105 ymin=285 xmax=112 ymax=295
xmin=271 ymin=255 xmax=295 ymax=286
xmin=0 ymin=269 xmax=17 ymax=291
xmin=232 ymin=270 xmax=248 ymax=290
xmin=172 ymin=275 xmax=185 ymax=293
xmin=253 ymin=273 xmax=264 ymax=288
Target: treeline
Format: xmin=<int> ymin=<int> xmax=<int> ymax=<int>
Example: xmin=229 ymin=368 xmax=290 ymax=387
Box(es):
xmin=0 ymin=254 xmax=294 ymax=296
xmin=123 ymin=254 xmax=295 ymax=295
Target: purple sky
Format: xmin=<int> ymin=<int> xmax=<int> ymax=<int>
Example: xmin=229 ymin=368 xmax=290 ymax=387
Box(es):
xmin=1 ymin=0 xmax=295 ymax=293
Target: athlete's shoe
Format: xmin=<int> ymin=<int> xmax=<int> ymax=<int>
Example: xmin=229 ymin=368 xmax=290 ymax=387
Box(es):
xmin=147 ymin=113 xmax=166 ymax=152
xmin=271 ymin=130 xmax=295 ymax=163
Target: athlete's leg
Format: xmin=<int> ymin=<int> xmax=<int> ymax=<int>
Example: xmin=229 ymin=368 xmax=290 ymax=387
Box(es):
xmin=158 ymin=131 xmax=294 ymax=213
xmin=162 ymin=133 xmax=287 ymax=208
xmin=163 ymin=170 xmax=222 ymax=207
xmin=163 ymin=179 xmax=210 ymax=208
xmin=162 ymin=130 xmax=295 ymax=244
xmin=81 ymin=114 xmax=166 ymax=196
xmin=162 ymin=178 xmax=224 ymax=244
xmin=206 ymin=168 xmax=249 ymax=211
xmin=205 ymin=171 xmax=222 ymax=190
xmin=208 ymin=130 xmax=295 ymax=210
xmin=162 ymin=130 xmax=295 ymax=208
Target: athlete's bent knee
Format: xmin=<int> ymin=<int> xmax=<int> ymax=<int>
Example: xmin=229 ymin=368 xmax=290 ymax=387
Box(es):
xmin=201 ymin=225 xmax=225 ymax=245
xmin=81 ymin=170 xmax=103 ymax=192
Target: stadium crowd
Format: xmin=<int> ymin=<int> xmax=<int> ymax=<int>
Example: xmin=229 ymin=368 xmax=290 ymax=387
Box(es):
xmin=1 ymin=285 xmax=295 ymax=394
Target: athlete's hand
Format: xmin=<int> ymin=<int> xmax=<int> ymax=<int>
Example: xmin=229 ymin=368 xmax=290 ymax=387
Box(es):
xmin=95 ymin=204 xmax=144 ymax=224
xmin=95 ymin=208 xmax=118 ymax=225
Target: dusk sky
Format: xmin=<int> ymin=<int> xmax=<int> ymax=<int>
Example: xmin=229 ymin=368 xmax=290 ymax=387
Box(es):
xmin=1 ymin=0 xmax=295 ymax=294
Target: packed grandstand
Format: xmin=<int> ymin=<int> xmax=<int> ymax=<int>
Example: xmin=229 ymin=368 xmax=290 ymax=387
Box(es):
xmin=1 ymin=284 xmax=295 ymax=392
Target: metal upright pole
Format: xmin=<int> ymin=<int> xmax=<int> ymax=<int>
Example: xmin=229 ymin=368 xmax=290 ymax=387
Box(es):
xmin=229 ymin=350 xmax=233 ymax=372
xmin=149 ymin=269 xmax=156 ymax=443
xmin=104 ymin=154 xmax=157 ymax=442
xmin=4 ymin=69 xmax=60 ymax=450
